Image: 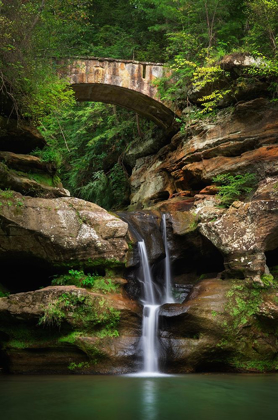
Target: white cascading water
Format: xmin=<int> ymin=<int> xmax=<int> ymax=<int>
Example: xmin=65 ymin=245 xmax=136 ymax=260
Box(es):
xmin=162 ymin=214 xmax=174 ymax=304
xmin=138 ymin=216 xmax=174 ymax=375
xmin=138 ymin=241 xmax=156 ymax=305
xmin=142 ymin=304 xmax=160 ymax=373
xmin=138 ymin=241 xmax=160 ymax=373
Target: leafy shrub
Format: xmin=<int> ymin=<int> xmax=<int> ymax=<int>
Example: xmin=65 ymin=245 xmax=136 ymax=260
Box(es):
xmin=52 ymin=270 xmax=119 ymax=294
xmin=225 ymin=283 xmax=263 ymax=330
xmin=212 ymin=173 xmax=257 ymax=207
xmin=68 ymin=362 xmax=90 ymax=371
xmin=31 ymin=146 xmax=62 ymax=168
xmin=51 ymin=270 xmax=100 ymax=288
xmin=38 ymin=300 xmax=66 ymax=327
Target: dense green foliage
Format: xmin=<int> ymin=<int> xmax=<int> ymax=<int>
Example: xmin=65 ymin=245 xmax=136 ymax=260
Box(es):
xmin=3 ymin=0 xmax=278 ymax=118
xmin=2 ymin=1 xmax=278 ymax=209
xmin=0 ymin=0 xmax=93 ymax=119
xmin=36 ymin=101 xmax=156 ymax=209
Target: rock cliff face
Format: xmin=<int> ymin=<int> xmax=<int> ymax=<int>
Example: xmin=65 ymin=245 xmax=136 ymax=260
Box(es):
xmin=2 ymin=87 xmax=278 ymax=373
xmin=0 ymin=120 xmax=141 ymax=374
xmin=160 ymin=278 xmax=278 ymax=373
xmin=129 ymin=98 xmax=278 ymax=208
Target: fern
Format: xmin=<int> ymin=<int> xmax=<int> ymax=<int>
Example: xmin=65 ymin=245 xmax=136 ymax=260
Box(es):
xmin=213 ymin=173 xmax=257 ymax=207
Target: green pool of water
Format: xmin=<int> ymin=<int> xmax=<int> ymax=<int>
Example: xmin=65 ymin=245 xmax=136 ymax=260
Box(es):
xmin=1 ymin=374 xmax=278 ymax=420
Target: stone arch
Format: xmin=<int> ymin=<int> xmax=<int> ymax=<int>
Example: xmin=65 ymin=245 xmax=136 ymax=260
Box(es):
xmin=71 ymin=83 xmax=176 ymax=129
xmin=59 ymin=57 xmax=177 ymax=130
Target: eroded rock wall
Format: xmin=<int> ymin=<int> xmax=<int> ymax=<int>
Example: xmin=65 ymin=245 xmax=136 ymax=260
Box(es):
xmin=129 ymin=98 xmax=278 ymax=208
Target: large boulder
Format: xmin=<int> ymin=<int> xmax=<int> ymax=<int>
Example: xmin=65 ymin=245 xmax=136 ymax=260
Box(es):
xmin=0 ymin=193 xmax=129 ymax=272
xmin=197 ymin=194 xmax=278 ymax=279
xmin=0 ymin=285 xmax=141 ymax=374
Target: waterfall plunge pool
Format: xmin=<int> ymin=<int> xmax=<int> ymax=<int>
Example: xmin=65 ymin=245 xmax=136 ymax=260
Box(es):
xmin=1 ymin=374 xmax=278 ymax=420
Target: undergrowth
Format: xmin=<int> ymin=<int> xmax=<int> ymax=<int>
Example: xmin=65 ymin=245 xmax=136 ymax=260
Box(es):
xmin=51 ymin=270 xmax=119 ymax=294
xmin=38 ymin=292 xmax=120 ymax=337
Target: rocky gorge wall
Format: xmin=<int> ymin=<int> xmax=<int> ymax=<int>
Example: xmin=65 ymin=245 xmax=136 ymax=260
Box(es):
xmin=1 ymin=87 xmax=278 ymax=373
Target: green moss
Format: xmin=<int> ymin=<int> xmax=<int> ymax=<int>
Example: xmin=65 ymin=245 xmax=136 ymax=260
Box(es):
xmin=128 ymin=242 xmax=134 ymax=251
xmin=199 ymin=273 xmax=209 ymax=281
xmin=75 ymin=337 xmax=106 ymax=363
xmin=24 ymin=172 xmax=61 ymax=187
xmin=225 ymin=282 xmax=263 ymax=330
xmin=59 ymin=330 xmax=112 ymax=365
xmin=88 ymin=258 xmax=124 ymax=268
xmin=0 ymin=188 xmax=14 ymax=199
xmin=216 ymin=338 xmax=229 ymax=349
xmin=230 ymin=359 xmax=278 ymax=372
xmin=0 ymin=189 xmax=25 ymax=213
xmin=0 ymin=324 xmax=62 ymax=350
xmin=59 ymin=332 xmax=82 ymax=344
xmin=189 ymin=220 xmax=199 ymax=230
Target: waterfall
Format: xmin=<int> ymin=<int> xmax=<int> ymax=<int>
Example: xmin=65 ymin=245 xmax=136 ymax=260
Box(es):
xmin=118 ymin=211 xmax=175 ymax=375
xmin=142 ymin=304 xmax=160 ymax=372
xmin=138 ymin=240 xmax=160 ymax=374
xmin=138 ymin=215 xmax=175 ymax=375
xmin=138 ymin=241 xmax=156 ymax=305
xmin=162 ymin=214 xmax=174 ymax=304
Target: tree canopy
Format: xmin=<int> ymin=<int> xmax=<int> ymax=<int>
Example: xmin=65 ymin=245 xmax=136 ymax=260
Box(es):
xmin=1 ymin=0 xmax=278 ymax=209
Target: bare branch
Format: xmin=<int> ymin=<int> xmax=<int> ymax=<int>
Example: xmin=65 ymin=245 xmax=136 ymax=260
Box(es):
xmin=55 ymin=115 xmax=70 ymax=152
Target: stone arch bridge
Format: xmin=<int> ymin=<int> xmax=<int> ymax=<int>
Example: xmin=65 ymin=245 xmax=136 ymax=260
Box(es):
xmin=58 ymin=57 xmax=176 ymax=130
